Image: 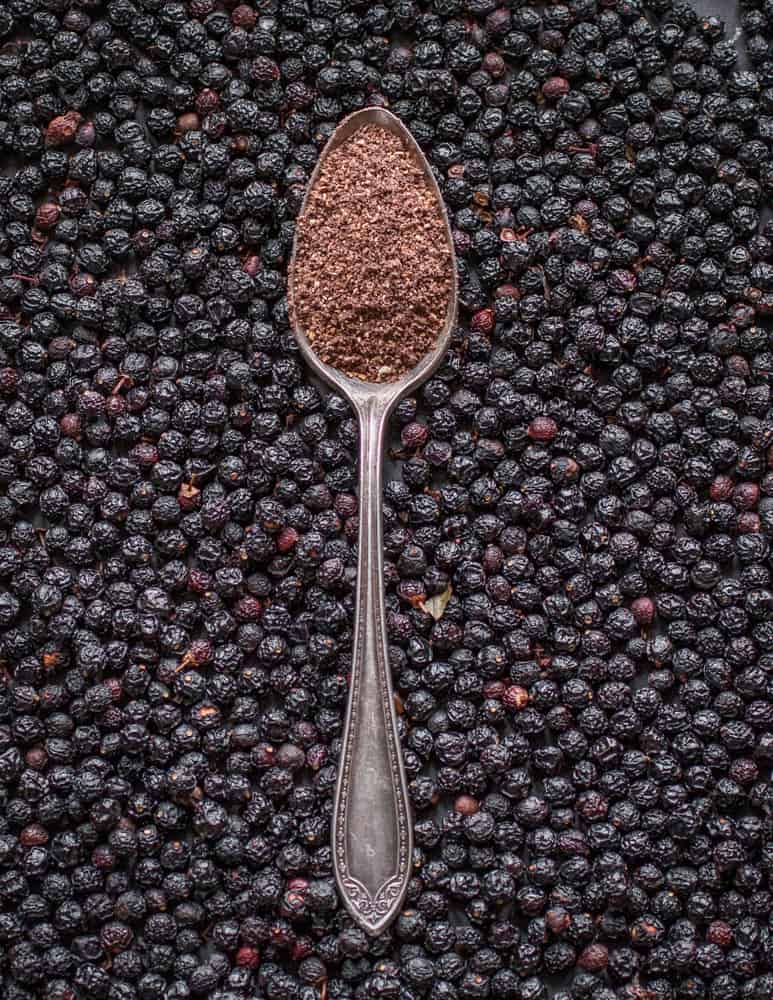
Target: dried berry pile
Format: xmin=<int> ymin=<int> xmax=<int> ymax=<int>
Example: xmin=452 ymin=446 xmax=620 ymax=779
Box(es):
xmin=0 ymin=0 xmax=772 ymax=998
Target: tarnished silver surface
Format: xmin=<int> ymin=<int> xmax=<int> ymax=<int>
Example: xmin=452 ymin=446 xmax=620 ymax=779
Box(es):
xmin=288 ymin=108 xmax=458 ymax=935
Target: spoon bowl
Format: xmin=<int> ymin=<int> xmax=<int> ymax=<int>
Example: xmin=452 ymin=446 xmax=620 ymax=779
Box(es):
xmin=288 ymin=107 xmax=458 ymax=407
xmin=288 ymin=108 xmax=457 ymax=935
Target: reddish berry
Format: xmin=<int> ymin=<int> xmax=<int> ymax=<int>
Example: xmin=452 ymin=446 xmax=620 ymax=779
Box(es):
xmin=187 ymin=569 xmax=213 ymax=594
xmin=242 ymin=255 xmax=261 ymax=277
xmin=176 ymin=112 xmax=200 ymax=133
xmin=471 ymin=307 xmax=495 ymax=333
xmin=706 ymin=921 xmax=733 ymax=948
xmin=35 ymin=203 xmax=60 ymax=230
xmin=236 ymin=947 xmax=260 ymax=968
xmin=25 ymin=747 xmax=47 ymax=769
xmin=60 ymin=413 xmax=81 ymax=439
xmin=401 ymin=422 xmax=429 ymax=449
xmin=234 ymin=596 xmax=262 ymax=622
xmin=0 ymin=367 xmax=18 ymax=394
xmin=454 ymin=795 xmax=479 ymax=816
xmin=187 ymin=639 xmax=213 ymax=666
xmin=178 ymin=482 xmax=201 ymax=511
xmin=291 ymin=937 xmax=313 ymax=962
xmin=20 ymin=823 xmax=48 ymax=847
xmin=737 ymin=512 xmax=760 ymax=533
xmin=196 ymin=88 xmax=220 ymax=115
xmin=232 ymin=3 xmax=256 ymax=26
xmin=542 ymin=76 xmax=570 ymax=100
xmin=104 ymin=395 xmax=126 ymax=418
xmin=527 ymin=416 xmax=558 ymax=442
xmin=710 ymin=475 xmax=734 ymax=501
xmin=482 ymin=51 xmax=505 ymax=77
xmin=546 ymin=908 xmax=571 ymax=934
xmin=631 ymin=597 xmax=655 ymax=626
xmin=45 ymin=110 xmax=82 ymax=146
xmin=277 ymin=526 xmax=299 ymax=552
xmin=334 ymin=493 xmax=358 ymax=517
xmin=578 ymin=944 xmax=608 ymax=971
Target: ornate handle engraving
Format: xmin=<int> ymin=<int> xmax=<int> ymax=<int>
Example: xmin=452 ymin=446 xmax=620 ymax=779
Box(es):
xmin=332 ymin=394 xmax=412 ymax=935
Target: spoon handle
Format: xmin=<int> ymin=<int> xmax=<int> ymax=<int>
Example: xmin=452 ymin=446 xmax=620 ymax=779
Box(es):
xmin=333 ymin=392 xmax=412 ymax=936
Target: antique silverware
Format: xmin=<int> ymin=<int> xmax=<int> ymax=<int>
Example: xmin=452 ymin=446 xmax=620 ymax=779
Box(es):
xmin=288 ymin=108 xmax=457 ymax=935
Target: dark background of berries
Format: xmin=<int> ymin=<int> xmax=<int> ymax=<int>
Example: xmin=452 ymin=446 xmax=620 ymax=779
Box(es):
xmin=1 ymin=0 xmax=773 ymax=998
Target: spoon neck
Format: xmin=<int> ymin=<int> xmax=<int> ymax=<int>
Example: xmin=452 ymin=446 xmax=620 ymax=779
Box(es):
xmin=357 ymin=390 xmax=392 ymax=451
xmin=353 ymin=394 xmax=394 ymax=590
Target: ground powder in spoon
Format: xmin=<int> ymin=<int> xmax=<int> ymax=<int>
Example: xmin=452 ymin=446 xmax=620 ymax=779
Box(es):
xmin=290 ymin=123 xmax=454 ymax=384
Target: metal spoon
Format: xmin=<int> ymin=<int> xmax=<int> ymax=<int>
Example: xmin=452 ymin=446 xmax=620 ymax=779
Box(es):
xmin=288 ymin=108 xmax=458 ymax=935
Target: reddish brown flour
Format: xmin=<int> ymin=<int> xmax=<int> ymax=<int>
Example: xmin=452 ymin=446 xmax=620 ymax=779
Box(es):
xmin=290 ymin=123 xmax=454 ymax=383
